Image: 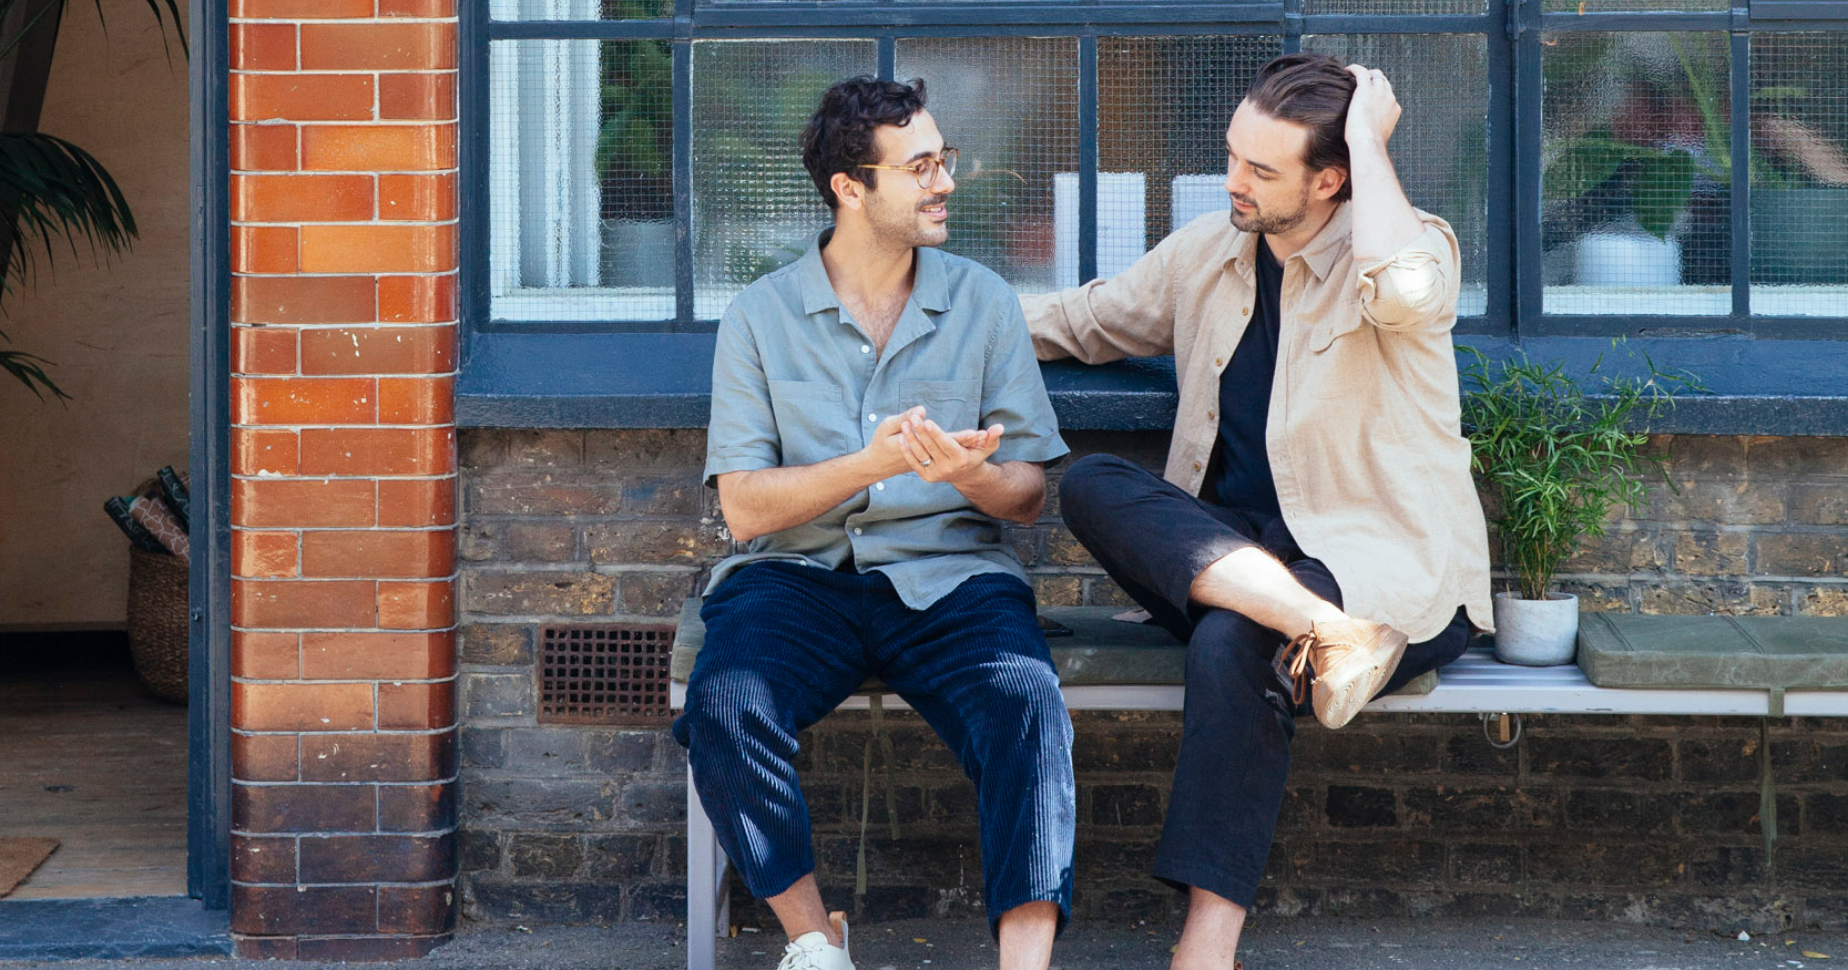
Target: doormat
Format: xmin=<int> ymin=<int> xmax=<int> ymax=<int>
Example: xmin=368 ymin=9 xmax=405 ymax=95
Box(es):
xmin=0 ymin=838 xmax=58 ymax=897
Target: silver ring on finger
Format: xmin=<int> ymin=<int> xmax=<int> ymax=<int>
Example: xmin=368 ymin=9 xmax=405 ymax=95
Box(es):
xmin=920 ymin=457 xmax=933 ymax=467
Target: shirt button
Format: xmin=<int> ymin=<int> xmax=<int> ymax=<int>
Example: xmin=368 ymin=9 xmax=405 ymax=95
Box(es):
xmin=1207 ymin=410 xmax=1216 ymax=420
xmin=861 ymin=344 xmax=871 ymax=354
xmin=867 ymin=413 xmax=876 ymax=423
xmin=875 ymin=482 xmax=885 ymax=491
xmin=1241 ymin=307 xmax=1251 ymax=316
xmin=1214 ymin=358 xmax=1225 ymax=367
xmin=853 ymin=527 xmax=863 ymax=535
xmin=1193 ymin=461 xmax=1203 ymax=472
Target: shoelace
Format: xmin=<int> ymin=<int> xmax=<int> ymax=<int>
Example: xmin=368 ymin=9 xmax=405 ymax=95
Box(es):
xmin=775 ymin=937 xmax=836 ymax=970
xmin=772 ymin=938 xmax=831 ymax=968
xmin=1276 ymin=628 xmax=1319 ymax=706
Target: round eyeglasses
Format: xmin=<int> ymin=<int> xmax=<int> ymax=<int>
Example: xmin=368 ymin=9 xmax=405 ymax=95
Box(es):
xmin=859 ymin=147 xmax=959 ymax=189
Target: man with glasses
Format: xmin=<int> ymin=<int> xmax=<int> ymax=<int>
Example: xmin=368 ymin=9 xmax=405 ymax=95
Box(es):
xmin=674 ymin=76 xmax=1074 ymax=970
xmin=1022 ymin=53 xmax=1493 ymax=968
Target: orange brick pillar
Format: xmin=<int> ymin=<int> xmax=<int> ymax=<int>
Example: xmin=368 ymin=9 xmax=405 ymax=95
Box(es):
xmin=227 ymin=0 xmax=460 ymax=959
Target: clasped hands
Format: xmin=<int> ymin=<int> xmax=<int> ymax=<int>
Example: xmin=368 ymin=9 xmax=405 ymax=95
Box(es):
xmin=863 ymin=405 xmax=1003 ymax=486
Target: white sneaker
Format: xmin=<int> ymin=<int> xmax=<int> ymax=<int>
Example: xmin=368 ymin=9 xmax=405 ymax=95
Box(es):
xmin=774 ymin=913 xmax=852 ymax=970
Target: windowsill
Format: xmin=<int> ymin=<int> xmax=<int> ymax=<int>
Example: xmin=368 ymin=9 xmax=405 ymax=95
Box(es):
xmin=456 ymin=329 xmax=1848 ymax=435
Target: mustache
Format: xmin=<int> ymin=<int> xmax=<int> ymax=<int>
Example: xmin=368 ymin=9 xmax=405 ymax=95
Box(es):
xmin=1229 ymin=194 xmax=1257 ymax=208
xmin=918 ymin=196 xmax=948 ymax=209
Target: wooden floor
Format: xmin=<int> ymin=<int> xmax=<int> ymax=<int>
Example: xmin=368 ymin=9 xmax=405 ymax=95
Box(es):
xmin=0 ymin=653 xmax=188 ymax=901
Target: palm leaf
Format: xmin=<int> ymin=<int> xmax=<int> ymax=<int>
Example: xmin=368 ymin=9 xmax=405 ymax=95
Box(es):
xmin=0 ymin=131 xmax=136 ymax=295
xmin=0 ymin=0 xmax=186 ymax=400
xmin=0 ymin=0 xmax=187 ymax=62
xmin=0 ymin=342 xmax=69 ymax=401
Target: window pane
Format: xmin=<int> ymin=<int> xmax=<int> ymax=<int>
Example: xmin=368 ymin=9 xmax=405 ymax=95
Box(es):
xmin=489 ymin=39 xmax=676 ymax=323
xmin=491 ymin=0 xmax=671 ymax=20
xmin=1542 ymin=0 xmax=1725 ymax=11
xmin=1304 ymin=0 xmax=1487 ymax=16
xmin=1096 ymin=36 xmax=1283 ymax=283
xmin=1541 ymin=32 xmax=1731 ymax=315
xmin=691 ymin=40 xmax=877 ymax=318
xmin=1751 ymin=32 xmax=1848 ymax=316
xmin=1306 ymin=34 xmax=1491 ymax=316
xmin=897 ymin=37 xmax=1078 ymax=294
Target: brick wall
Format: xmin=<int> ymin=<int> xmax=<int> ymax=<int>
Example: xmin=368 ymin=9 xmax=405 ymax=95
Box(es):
xmin=457 ymin=429 xmax=1848 ymax=932
xmin=228 ymin=0 xmax=461 ymax=959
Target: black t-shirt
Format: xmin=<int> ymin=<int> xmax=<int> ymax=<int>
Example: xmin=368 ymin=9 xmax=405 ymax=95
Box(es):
xmin=1209 ymin=235 xmax=1285 ymax=515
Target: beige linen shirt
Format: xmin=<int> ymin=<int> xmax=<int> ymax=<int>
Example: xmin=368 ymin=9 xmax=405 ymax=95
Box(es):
xmin=1020 ymin=202 xmax=1493 ymax=642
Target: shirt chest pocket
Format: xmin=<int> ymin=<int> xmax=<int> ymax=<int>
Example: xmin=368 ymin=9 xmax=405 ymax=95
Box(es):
xmin=1304 ymin=302 xmax=1375 ymax=400
xmin=1308 ymin=302 xmax=1369 ymax=354
xmin=900 ymin=379 xmax=984 ymax=432
xmin=767 ymin=379 xmax=850 ymax=465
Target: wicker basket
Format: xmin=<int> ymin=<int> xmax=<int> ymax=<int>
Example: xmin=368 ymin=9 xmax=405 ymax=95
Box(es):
xmin=127 ymin=546 xmax=189 ymax=704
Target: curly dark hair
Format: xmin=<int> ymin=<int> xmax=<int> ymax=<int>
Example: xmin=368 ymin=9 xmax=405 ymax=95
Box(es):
xmin=800 ymin=76 xmax=929 ymax=210
xmin=1245 ymin=52 xmax=1357 ymax=202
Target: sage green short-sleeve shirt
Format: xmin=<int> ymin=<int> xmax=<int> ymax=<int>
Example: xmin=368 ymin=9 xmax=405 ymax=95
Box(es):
xmin=703 ymin=230 xmax=1069 ymax=610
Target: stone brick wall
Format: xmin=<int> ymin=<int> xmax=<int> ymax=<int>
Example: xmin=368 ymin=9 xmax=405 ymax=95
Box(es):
xmin=456 ymin=429 xmax=1848 ymax=932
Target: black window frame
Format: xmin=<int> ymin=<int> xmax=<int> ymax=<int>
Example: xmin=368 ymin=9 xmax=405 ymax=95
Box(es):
xmin=457 ymin=0 xmax=1848 ymax=434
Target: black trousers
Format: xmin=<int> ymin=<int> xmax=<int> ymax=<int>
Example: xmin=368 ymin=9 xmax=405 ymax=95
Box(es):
xmin=1058 ymin=453 xmax=1472 ymax=908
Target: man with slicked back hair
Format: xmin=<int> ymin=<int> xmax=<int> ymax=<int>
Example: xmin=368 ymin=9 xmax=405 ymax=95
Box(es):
xmin=1023 ymin=52 xmax=1494 ymax=968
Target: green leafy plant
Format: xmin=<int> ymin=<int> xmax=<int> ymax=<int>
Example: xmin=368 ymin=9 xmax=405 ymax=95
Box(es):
xmin=1460 ymin=342 xmax=1699 ymax=601
xmin=0 ymin=0 xmax=186 ymax=402
xmin=1543 ymin=34 xmax=1729 ymax=240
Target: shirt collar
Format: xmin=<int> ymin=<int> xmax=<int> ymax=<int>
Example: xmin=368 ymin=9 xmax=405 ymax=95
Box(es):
xmin=1297 ymin=201 xmax=1352 ymax=281
xmin=1222 ymin=200 xmax=1352 ymax=282
xmin=796 ymin=228 xmax=953 ymax=316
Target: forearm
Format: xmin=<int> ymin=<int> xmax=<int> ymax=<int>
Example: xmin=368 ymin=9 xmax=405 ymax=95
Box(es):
xmin=718 ymin=451 xmax=885 ymax=542
xmin=1346 ymin=138 xmax=1427 ymax=263
xmin=950 ymin=460 xmax=1046 ymax=525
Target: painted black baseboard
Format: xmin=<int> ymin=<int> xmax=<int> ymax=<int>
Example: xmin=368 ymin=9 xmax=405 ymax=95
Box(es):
xmin=0 ymin=897 xmax=229 ymax=962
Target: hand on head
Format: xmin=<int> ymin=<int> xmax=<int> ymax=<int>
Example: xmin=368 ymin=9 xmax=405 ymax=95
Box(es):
xmin=1343 ymin=63 xmax=1402 ymax=149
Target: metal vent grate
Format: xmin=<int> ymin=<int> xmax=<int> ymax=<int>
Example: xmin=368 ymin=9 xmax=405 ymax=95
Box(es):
xmin=537 ymin=624 xmax=676 ymax=725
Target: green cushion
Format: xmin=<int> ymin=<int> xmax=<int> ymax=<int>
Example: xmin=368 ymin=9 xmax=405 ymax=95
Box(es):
xmin=1577 ymin=613 xmax=1848 ymax=690
xmin=670 ymin=599 xmax=1439 ymax=695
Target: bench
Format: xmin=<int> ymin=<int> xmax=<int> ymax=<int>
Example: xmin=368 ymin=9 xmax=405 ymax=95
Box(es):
xmin=668 ymin=601 xmax=1848 ymax=970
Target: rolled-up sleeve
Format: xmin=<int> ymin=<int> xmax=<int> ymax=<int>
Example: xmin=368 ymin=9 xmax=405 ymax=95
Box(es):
xmin=983 ymin=301 xmax=1070 ymax=467
xmin=703 ymin=308 xmax=780 ymax=487
xmin=1356 ymin=218 xmax=1460 ymax=332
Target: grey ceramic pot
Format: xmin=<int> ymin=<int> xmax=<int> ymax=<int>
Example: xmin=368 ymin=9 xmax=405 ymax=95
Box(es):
xmin=1492 ymin=591 xmax=1580 ymax=666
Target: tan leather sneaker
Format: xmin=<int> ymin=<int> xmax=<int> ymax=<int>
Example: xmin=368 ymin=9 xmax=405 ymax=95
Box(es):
xmin=1275 ymin=618 xmax=1409 ymax=729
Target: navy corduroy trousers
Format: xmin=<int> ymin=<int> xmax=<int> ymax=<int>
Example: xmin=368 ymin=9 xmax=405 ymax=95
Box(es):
xmin=672 ymin=561 xmax=1077 ymax=934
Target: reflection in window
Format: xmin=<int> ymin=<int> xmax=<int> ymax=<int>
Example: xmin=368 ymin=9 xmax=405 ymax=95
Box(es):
xmin=690 ymin=41 xmax=877 ymax=319
xmin=1750 ymin=32 xmax=1848 ymax=316
xmin=1541 ymin=32 xmax=1731 ymax=315
xmin=898 ymin=37 xmax=1079 ymax=295
xmin=1306 ymin=34 xmax=1490 ymax=317
xmin=489 ymin=0 xmax=672 ymax=20
xmin=1097 ymin=36 xmax=1283 ymax=282
xmin=489 ymin=35 xmax=676 ymax=322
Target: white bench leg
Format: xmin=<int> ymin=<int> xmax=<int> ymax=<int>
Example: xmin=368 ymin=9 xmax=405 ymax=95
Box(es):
xmin=687 ymin=763 xmax=729 ymax=970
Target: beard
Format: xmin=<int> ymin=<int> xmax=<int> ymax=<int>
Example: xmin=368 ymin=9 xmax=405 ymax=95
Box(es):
xmin=865 ymin=189 xmax=950 ymax=249
xmin=1228 ymin=185 xmax=1312 ymax=235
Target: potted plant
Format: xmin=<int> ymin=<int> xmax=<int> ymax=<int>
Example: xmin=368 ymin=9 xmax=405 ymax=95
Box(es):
xmin=1459 ymin=343 xmax=1698 ymax=666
